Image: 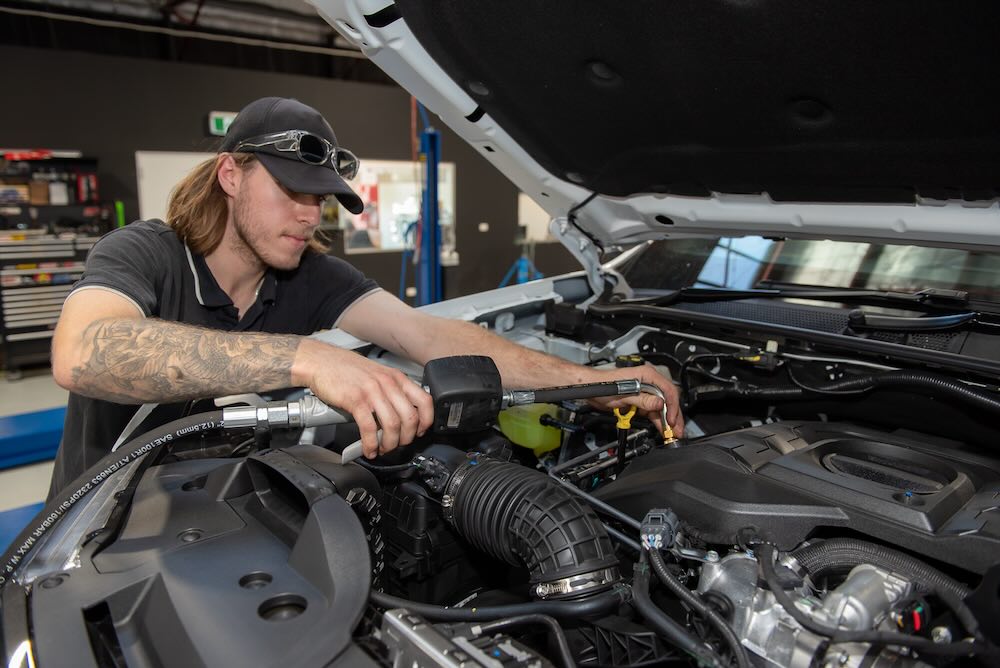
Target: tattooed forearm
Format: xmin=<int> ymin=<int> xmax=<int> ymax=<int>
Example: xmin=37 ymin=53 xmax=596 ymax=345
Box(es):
xmin=69 ymin=318 xmax=302 ymax=403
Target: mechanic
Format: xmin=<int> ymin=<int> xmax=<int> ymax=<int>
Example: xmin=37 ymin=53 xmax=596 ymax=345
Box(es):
xmin=47 ymin=96 xmax=683 ymax=496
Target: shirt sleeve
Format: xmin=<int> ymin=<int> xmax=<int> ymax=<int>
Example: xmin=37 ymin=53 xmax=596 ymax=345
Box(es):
xmin=71 ymin=224 xmax=170 ymax=317
xmin=307 ymin=253 xmax=381 ymax=331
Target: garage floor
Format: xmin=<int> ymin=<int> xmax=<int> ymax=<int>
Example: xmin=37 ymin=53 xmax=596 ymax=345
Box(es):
xmin=0 ymin=372 xmax=66 ymax=548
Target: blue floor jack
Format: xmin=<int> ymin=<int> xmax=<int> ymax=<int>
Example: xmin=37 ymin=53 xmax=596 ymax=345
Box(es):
xmin=499 ymin=241 xmax=543 ymax=287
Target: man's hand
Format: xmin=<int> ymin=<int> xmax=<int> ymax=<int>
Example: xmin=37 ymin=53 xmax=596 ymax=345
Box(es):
xmin=293 ymin=339 xmax=433 ymax=459
xmin=337 ymin=291 xmax=684 ymax=442
xmin=586 ymin=363 xmax=684 ymax=438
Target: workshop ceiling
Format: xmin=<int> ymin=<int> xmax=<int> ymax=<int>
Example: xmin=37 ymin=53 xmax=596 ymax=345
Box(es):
xmin=16 ymin=0 xmax=356 ymax=49
xmin=2 ymin=0 xmax=393 ymax=81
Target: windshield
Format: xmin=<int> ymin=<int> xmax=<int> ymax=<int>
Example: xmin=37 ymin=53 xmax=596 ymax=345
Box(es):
xmin=622 ymin=237 xmax=1000 ymax=303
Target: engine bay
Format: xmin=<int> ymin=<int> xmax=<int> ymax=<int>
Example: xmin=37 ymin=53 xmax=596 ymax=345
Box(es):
xmin=5 ymin=274 xmax=1000 ymax=668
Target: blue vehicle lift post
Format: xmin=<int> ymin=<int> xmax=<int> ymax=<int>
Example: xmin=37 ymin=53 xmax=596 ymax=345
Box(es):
xmin=416 ymin=106 xmax=442 ymax=306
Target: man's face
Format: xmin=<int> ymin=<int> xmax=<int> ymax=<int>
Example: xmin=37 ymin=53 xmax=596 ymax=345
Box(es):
xmin=229 ymin=162 xmax=325 ymax=271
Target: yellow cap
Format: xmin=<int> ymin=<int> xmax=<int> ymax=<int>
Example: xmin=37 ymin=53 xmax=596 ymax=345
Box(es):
xmin=614 ymin=406 xmax=636 ymax=429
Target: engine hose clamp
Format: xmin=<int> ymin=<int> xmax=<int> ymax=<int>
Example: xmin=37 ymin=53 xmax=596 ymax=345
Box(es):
xmin=441 ymin=456 xmax=482 ymax=523
xmin=533 ymin=566 xmax=621 ymax=599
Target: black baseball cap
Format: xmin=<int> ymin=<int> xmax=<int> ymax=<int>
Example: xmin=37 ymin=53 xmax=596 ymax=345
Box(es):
xmin=220 ymin=97 xmax=363 ymax=214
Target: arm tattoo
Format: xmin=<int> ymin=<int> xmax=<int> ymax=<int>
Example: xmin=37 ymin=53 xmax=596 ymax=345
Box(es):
xmin=70 ymin=318 xmax=301 ymax=403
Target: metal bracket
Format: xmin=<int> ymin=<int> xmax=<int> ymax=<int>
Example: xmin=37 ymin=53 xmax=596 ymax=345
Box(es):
xmin=588 ymin=325 xmax=662 ymax=361
xmin=550 ymin=216 xmax=608 ymax=298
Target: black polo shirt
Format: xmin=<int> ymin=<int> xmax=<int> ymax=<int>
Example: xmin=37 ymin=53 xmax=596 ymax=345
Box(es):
xmin=49 ymin=219 xmax=379 ymax=496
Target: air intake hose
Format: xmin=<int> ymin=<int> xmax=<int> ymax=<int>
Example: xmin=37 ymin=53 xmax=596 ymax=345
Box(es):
xmin=443 ymin=456 xmax=620 ymax=599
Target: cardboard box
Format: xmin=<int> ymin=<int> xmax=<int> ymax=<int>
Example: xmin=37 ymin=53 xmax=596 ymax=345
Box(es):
xmin=29 ymin=180 xmax=49 ymax=205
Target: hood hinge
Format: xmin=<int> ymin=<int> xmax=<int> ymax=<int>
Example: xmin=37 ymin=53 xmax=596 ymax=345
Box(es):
xmin=550 ymin=217 xmax=630 ymax=304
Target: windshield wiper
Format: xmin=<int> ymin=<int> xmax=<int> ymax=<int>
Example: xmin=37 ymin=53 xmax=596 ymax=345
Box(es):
xmin=847 ymin=309 xmax=984 ymax=331
xmin=626 ymin=286 xmax=970 ymax=310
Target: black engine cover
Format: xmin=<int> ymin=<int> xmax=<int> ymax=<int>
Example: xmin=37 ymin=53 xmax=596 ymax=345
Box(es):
xmin=597 ymin=421 xmax=1000 ymax=575
xmin=29 ymin=447 xmax=381 ymax=668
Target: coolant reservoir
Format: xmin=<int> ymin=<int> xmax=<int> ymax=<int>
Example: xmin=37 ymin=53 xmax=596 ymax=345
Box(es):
xmin=497 ymin=403 xmax=562 ymax=455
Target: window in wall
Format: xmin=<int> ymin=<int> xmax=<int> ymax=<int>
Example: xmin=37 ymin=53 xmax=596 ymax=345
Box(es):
xmin=338 ymin=159 xmax=456 ymax=262
xmin=516 ymin=193 xmax=555 ymax=243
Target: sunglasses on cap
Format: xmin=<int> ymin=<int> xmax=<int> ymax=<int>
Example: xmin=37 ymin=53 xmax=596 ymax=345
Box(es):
xmin=233 ymin=129 xmax=360 ymax=180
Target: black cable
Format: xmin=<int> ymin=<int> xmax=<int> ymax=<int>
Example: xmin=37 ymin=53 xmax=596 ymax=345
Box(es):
xmin=680 ymin=353 xmax=732 ymax=409
xmin=566 ymin=191 xmax=603 ymax=253
xmin=770 ymin=369 xmax=1000 ymax=416
xmin=603 ymin=522 xmax=641 ymax=552
xmin=550 ymin=427 xmax=652 ymax=476
xmin=632 ymin=551 xmax=723 ymax=667
xmin=757 ymin=545 xmax=997 ymax=660
xmin=476 ymin=615 xmax=575 ymax=668
xmin=228 ymin=436 xmax=257 ymax=458
xmin=648 ymin=549 xmax=751 ymax=668
xmin=549 ymin=471 xmax=641 ymax=531
xmin=567 ymin=191 xmax=599 ymax=219
xmin=785 ymin=365 xmax=868 ymax=396
xmin=550 ymin=437 xmax=624 ymax=475
xmin=686 ymin=365 xmax=734 ymax=385
xmin=0 ymin=411 xmax=225 ymax=587
xmin=369 ymin=588 xmax=625 ymax=622
xmin=355 ymin=459 xmax=415 ymax=473
xmin=639 ymin=351 xmax=683 ymax=371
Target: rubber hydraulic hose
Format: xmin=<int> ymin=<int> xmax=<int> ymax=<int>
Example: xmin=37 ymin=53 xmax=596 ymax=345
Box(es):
xmin=632 ymin=552 xmax=722 ymax=668
xmin=531 ymin=380 xmax=638 ymax=404
xmin=0 ymin=411 xmax=225 ymax=587
xmin=370 ymin=588 xmax=625 ymax=621
xmin=447 ymin=458 xmax=619 ymax=594
xmin=791 ymin=538 xmax=969 ymax=600
xmin=648 ymin=549 xmax=751 ymax=668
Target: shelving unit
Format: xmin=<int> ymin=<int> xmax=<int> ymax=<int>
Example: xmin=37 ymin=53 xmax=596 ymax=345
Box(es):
xmin=0 ymin=233 xmax=100 ymax=378
xmin=0 ymin=152 xmax=113 ymax=377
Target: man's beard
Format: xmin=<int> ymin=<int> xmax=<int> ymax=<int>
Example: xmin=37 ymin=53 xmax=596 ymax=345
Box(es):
xmin=230 ymin=185 xmax=305 ymax=271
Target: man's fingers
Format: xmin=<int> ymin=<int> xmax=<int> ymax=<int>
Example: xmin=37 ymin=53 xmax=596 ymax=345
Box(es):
xmin=599 ymin=380 xmax=686 ymax=437
xmin=370 ymin=396 xmax=401 ymax=456
xmin=384 ymin=381 xmax=421 ymax=446
xmin=667 ymin=398 xmax=685 ymax=437
xmin=614 ymin=392 xmax=663 ymax=414
xmin=353 ymin=410 xmax=381 ymax=459
xmin=399 ymin=378 xmax=434 ymax=436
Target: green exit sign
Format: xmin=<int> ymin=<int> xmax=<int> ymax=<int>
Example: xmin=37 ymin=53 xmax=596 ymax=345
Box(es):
xmin=208 ymin=111 xmax=237 ymax=137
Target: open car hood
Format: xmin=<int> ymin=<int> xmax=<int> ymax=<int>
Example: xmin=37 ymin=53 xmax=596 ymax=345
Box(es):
xmin=311 ymin=0 xmax=1000 ymax=251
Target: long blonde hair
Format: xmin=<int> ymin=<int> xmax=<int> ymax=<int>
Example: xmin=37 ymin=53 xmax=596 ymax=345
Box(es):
xmin=166 ymin=153 xmax=329 ymax=255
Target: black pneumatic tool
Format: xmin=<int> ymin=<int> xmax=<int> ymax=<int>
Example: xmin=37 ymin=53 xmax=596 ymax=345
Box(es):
xmin=340 ymin=355 xmax=646 ymax=461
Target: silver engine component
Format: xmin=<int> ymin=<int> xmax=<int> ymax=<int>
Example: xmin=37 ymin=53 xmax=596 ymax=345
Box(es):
xmin=697 ymin=553 xmax=928 ymax=668
xmin=379 ymin=609 xmax=553 ymax=667
xmin=817 ymin=564 xmax=912 ymax=631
